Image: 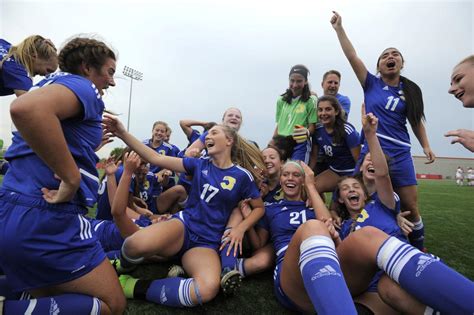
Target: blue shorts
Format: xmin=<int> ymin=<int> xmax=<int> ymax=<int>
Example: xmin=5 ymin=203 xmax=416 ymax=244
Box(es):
xmin=0 ymin=190 xmax=105 ymax=292
xmin=291 ymin=139 xmax=312 ymax=164
xmin=357 ymin=148 xmax=417 ymax=188
xmin=273 ymin=262 xmax=304 ymax=312
xmin=172 ymin=211 xmax=220 ymax=257
xmin=329 ymin=165 xmax=355 ymax=177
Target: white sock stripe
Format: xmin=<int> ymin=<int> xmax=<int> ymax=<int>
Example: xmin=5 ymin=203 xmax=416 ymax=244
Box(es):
xmin=185 ymin=278 xmax=194 ymax=306
xmin=300 ymin=235 xmax=335 ymax=253
xmin=299 ymin=246 xmax=338 ymax=265
xmin=412 ymin=219 xmax=424 ymax=230
xmin=299 ymin=252 xmax=339 ymax=271
xmin=385 ymin=243 xmax=412 ymax=279
xmin=178 ymin=279 xmax=186 ymax=306
xmin=25 ymin=299 xmax=37 ymax=315
xmin=390 ymin=248 xmax=419 ymax=282
xmin=90 ymin=297 xmax=101 ymax=315
xmin=376 ymin=237 xmax=400 ymax=269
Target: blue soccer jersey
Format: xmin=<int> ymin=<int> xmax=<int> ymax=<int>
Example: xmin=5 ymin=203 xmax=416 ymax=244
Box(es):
xmin=312 ymin=122 xmax=360 ymax=175
xmin=0 ymin=39 xmax=33 ymax=96
xmin=363 ymin=72 xmax=411 ymax=151
xmin=132 ymin=171 xmax=161 ymax=214
xmin=143 ymin=139 xmax=178 ymax=173
xmin=263 ymin=184 xmax=284 ymax=203
xmin=261 ymin=200 xmax=316 ymax=264
xmin=96 ymin=166 xmax=124 ymax=220
xmin=336 ymin=93 xmax=351 ymax=117
xmin=3 ymin=72 xmax=104 ymax=209
xmin=180 ymin=157 xmax=260 ymax=243
xmin=339 ymin=192 xmax=406 ymax=242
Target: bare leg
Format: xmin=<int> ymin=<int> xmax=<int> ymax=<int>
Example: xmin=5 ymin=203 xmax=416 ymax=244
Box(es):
xmin=377 ymin=274 xmax=426 ymax=315
xmin=314 ymin=169 xmax=341 ymax=194
xmin=30 ymin=259 xmax=126 ymax=315
xmin=181 ymin=247 xmax=221 ymax=304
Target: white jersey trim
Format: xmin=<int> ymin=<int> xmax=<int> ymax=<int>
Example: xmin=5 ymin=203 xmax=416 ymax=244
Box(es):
xmin=376 ymin=133 xmax=411 ymax=148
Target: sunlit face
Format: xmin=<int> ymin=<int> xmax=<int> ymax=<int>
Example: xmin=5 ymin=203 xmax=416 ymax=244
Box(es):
xmin=377 ymin=48 xmax=404 ymax=78
xmin=322 ymin=74 xmax=340 ymax=96
xmin=152 ymin=124 xmax=167 ymax=143
xmin=262 ymin=147 xmax=282 ymax=177
xmin=222 ymin=108 xmax=242 ymax=131
xmin=317 ymin=100 xmax=338 ymax=126
xmin=289 ymin=73 xmax=307 ymax=97
xmin=33 ymin=57 xmax=58 ymax=76
xmin=280 ymin=163 xmax=304 ymax=200
xmin=449 ymin=61 xmax=474 ymax=108
xmin=205 ymin=126 xmax=233 ymax=156
xmin=338 ymin=177 xmax=367 ymax=212
xmin=360 ymin=153 xmax=376 ymax=182
xmin=87 ymin=57 xmax=116 ymax=95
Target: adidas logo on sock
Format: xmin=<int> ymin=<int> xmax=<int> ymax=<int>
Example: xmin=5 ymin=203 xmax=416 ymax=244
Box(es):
xmin=311 ymin=265 xmax=341 ymax=281
xmin=416 ymin=255 xmax=435 ymax=277
xmin=160 ymin=285 xmax=168 ymax=304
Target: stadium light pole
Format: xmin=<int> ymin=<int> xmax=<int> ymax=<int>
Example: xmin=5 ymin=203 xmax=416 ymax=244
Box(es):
xmin=123 ymin=66 xmax=143 ymax=132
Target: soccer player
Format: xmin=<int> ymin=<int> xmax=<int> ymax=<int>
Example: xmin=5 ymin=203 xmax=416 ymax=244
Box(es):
xmin=1 ymin=35 xmax=57 ymax=97
xmin=446 ymin=55 xmax=474 ymax=152
xmin=331 ymin=11 xmax=436 ymax=250
xmin=309 ymin=95 xmax=360 ymax=195
xmin=455 ymin=166 xmax=464 ymax=186
xmin=102 ymin=115 xmax=265 ymax=308
xmin=272 ymin=65 xmax=318 ymax=163
xmin=321 ymin=70 xmax=351 ymax=119
xmin=0 ymin=37 xmax=125 ymax=314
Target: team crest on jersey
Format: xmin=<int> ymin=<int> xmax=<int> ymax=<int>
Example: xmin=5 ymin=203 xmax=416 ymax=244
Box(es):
xmin=144 ymin=180 xmax=150 ymax=190
xmin=220 ymin=176 xmax=236 ymax=190
xmin=356 ymin=209 xmax=369 ymax=223
xmin=274 ymin=189 xmax=284 ymax=201
xmin=295 ymin=103 xmax=305 ymax=113
xmin=159 ymin=150 xmax=165 ymax=155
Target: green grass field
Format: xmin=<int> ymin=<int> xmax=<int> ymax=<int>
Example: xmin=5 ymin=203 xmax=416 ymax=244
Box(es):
xmin=0 ymin=177 xmax=473 ymax=314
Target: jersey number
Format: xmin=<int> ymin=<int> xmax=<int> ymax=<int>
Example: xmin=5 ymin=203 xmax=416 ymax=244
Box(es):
xmin=289 ymin=211 xmax=307 ymax=225
xmin=200 ymin=183 xmax=219 ymax=202
xmin=385 ymin=96 xmax=400 ymax=111
xmin=323 ymin=145 xmax=333 ymax=157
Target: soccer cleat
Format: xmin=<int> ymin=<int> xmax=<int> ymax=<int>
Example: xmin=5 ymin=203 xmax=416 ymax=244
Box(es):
xmin=220 ymin=267 xmax=242 ymax=295
xmin=119 ymin=274 xmax=138 ymax=299
xmin=0 ymin=295 xmax=5 ymax=315
xmin=110 ymin=258 xmax=136 ymax=275
xmin=167 ymin=264 xmax=186 ymax=278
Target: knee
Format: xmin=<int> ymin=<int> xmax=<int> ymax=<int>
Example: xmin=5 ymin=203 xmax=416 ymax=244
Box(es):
xmin=299 ymin=219 xmax=329 ymax=238
xmin=122 ymin=235 xmax=145 ymax=259
xmin=104 ymin=293 xmax=127 ymax=315
xmin=377 ymin=275 xmax=402 ymax=307
xmin=252 ymin=253 xmax=274 ymax=272
xmin=193 ymin=277 xmax=219 ymax=304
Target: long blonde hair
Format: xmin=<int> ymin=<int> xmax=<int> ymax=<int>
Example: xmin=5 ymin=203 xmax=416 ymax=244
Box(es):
xmin=219 ymin=124 xmax=265 ymax=184
xmin=1 ymin=35 xmax=57 ymax=77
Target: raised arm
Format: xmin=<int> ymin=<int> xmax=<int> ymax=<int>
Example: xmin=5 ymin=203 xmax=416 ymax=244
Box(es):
xmin=111 ymin=151 xmax=141 ymax=238
xmin=300 ymin=162 xmax=331 ymax=220
xmin=10 ymin=84 xmax=82 ymax=203
xmin=103 ymin=113 xmax=186 ymax=173
xmin=363 ymin=111 xmax=395 ymax=209
xmin=179 ymin=119 xmax=209 ymax=139
xmin=330 ymin=11 xmax=368 ymax=87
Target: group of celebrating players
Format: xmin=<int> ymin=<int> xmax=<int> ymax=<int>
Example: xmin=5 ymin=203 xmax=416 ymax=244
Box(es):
xmin=0 ymin=10 xmax=473 ymax=315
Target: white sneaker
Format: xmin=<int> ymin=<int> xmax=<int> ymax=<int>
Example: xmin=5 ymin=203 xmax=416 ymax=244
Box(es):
xmin=167 ymin=264 xmax=186 ymax=278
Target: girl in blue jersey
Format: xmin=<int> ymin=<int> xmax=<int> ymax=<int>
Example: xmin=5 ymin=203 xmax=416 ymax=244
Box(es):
xmin=331 ymin=11 xmax=435 ymax=250
xmin=317 ymin=111 xmax=474 ymax=314
xmin=0 ymin=35 xmax=57 ymax=97
xmin=309 ymin=95 xmax=360 ymax=194
xmin=185 ymin=107 xmax=244 ymax=156
xmin=245 ymin=160 xmax=359 ymax=313
xmin=446 ymin=55 xmax=474 ymax=152
xmin=0 ymin=37 xmax=126 ymax=314
xmin=102 ymin=116 xmax=265 ymax=308
xmin=272 ymin=65 xmax=318 ymax=163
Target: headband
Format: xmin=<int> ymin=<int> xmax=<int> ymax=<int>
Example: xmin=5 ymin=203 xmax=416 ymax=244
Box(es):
xmin=289 ymin=65 xmax=309 ymax=80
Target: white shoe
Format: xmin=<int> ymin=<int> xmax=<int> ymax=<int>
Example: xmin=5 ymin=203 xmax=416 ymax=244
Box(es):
xmin=167 ymin=264 xmax=186 ymax=278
